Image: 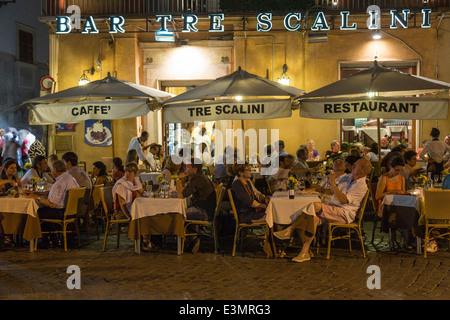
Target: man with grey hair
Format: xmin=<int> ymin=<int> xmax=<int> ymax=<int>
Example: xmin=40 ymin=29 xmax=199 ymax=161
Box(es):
xmin=274 ymin=159 xmax=372 ymax=263
xmin=325 ymin=140 xmax=341 ymax=160
xmin=28 ymin=160 xmax=79 ymax=240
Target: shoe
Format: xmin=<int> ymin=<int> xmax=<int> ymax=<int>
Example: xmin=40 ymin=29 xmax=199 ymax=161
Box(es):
xmin=273 ymin=228 xmax=292 ymax=240
xmin=426 ymin=240 xmax=438 ymax=253
xmin=292 ymin=252 xmax=311 ymax=263
xmin=190 ymin=237 xmax=201 ymax=254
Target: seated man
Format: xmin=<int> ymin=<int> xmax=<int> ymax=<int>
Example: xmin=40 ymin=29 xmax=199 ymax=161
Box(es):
xmin=274 ymin=140 xmax=288 ymax=157
xmin=177 ymin=158 xmax=216 ymax=253
xmin=273 ymin=159 xmax=372 ymax=263
xmin=269 ymin=154 xmax=295 ymax=191
xmin=291 ymin=148 xmax=317 ymax=179
xmin=313 ymin=158 xmax=347 ymax=195
xmin=62 ymin=152 xmax=92 ymax=190
xmin=325 ymin=140 xmax=341 ymax=160
xmin=28 ymin=160 xmax=80 ymax=244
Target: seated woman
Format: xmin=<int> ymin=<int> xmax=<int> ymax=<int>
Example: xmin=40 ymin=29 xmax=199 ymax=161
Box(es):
xmin=111 ymin=162 xmax=146 ymax=246
xmin=90 ymin=161 xmax=114 ymax=187
xmin=0 ymin=159 xmax=21 ymax=246
xmin=111 ymin=157 xmax=125 ymax=182
xmin=0 ymin=159 xmax=20 ymax=192
xmin=161 ymin=155 xmax=181 ymax=183
xmin=20 ymin=155 xmax=49 ymax=184
xmin=375 ymin=156 xmax=407 ymax=216
xmin=231 ymin=163 xmax=267 ymax=224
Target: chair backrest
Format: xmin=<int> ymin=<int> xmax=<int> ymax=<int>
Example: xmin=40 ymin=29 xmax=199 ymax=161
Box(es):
xmin=92 ymin=184 xmax=104 ymax=208
xmin=228 ymin=189 xmax=240 ymax=224
xmin=424 ymin=189 xmax=450 ymax=220
xmin=64 ymin=187 xmax=87 ymax=217
xmin=214 ymin=185 xmax=225 ymax=218
xmin=100 ymin=186 xmax=114 ymax=216
xmin=354 ymin=189 xmax=370 ymax=226
xmin=265 ymin=177 xmax=273 ymax=195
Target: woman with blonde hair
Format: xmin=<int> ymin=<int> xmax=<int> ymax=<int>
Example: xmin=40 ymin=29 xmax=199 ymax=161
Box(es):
xmin=161 ymin=155 xmax=181 ymax=182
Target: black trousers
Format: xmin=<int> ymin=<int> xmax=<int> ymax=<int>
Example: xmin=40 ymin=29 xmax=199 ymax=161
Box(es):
xmin=37 ymin=206 xmax=66 ymax=232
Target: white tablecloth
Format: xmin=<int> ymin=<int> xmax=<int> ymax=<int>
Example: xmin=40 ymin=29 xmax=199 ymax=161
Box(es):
xmin=386 ymin=125 xmax=408 ymax=139
xmin=357 ymin=127 xmax=391 ymax=142
xmin=265 ymin=194 xmax=320 ymax=228
xmin=138 ymin=172 xmax=162 ymax=185
xmin=0 ymin=197 xmax=40 ymax=218
xmin=130 ymin=197 xmax=187 ymax=220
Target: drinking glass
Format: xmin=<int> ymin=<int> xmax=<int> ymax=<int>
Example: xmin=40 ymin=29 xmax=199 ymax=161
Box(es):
xmin=299 ymin=179 xmax=305 ymax=191
xmin=433 ymin=174 xmax=440 ymax=184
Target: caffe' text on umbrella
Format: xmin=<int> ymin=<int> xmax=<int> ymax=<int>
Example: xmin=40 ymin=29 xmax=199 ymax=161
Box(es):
xmin=71 ymin=105 xmax=112 ymax=116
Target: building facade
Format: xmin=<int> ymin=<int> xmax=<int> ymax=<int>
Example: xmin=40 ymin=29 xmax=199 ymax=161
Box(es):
xmin=38 ymin=0 xmax=450 ymax=168
xmin=0 ymin=0 xmax=49 ymax=147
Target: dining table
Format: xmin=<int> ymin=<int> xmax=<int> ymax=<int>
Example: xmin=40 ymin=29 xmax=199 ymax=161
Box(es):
xmin=380 ymin=193 xmax=424 ymax=253
xmin=138 ymin=172 xmax=163 ymax=185
xmin=127 ymin=196 xmax=187 ymax=255
xmin=0 ymin=195 xmax=42 ymax=252
xmin=266 ymin=191 xmax=321 ymax=228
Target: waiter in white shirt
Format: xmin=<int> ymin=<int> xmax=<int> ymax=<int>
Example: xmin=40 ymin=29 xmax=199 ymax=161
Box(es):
xmin=127 ymin=131 xmax=152 ymax=169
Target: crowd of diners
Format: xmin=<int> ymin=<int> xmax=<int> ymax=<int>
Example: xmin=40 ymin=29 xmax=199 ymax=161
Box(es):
xmin=0 ymin=128 xmax=449 ymax=259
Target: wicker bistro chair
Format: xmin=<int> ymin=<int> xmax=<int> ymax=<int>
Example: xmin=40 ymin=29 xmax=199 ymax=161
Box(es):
xmin=423 ymin=189 xmax=450 ymax=258
xmin=75 ymin=187 xmax=93 ymax=246
xmin=228 ymin=189 xmax=268 ymax=257
xmin=36 ymin=187 xmax=86 ymax=251
xmin=182 ymin=184 xmax=225 ymax=254
xmin=101 ymin=186 xmax=131 ymax=252
xmin=89 ymin=184 xmax=105 ymax=240
xmin=324 ymin=189 xmax=370 ymax=259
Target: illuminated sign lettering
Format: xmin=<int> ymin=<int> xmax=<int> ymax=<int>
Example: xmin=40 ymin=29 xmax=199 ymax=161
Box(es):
xmin=284 ymin=13 xmax=301 ymax=31
xmin=257 ymin=13 xmax=272 ymax=32
xmin=56 ymin=9 xmax=434 ymax=35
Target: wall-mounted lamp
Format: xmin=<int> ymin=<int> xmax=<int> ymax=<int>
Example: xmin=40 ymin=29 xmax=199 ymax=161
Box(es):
xmin=277 ymin=64 xmax=290 ymax=86
xmin=78 ymin=67 xmax=95 ymax=86
xmin=372 ymin=29 xmax=381 ymax=40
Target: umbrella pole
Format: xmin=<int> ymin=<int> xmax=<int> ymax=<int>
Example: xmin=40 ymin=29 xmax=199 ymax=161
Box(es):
xmin=377 ymin=118 xmax=382 ymax=167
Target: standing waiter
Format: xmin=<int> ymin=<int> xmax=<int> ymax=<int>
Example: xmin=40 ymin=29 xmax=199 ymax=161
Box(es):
xmin=127 ymin=131 xmax=152 ymax=169
xmin=419 ymin=128 xmax=450 ymax=180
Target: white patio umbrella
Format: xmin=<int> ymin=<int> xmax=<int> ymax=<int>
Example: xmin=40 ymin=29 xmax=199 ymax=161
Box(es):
xmin=23 ymin=73 xmax=174 ymax=124
xmin=296 ymin=60 xmax=450 ymax=162
xmin=161 ymin=67 xmax=305 ymax=123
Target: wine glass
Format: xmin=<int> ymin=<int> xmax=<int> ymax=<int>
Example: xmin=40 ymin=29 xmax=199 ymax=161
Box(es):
xmin=433 ymin=174 xmax=440 ymax=184
xmin=299 ymin=179 xmax=305 ymax=192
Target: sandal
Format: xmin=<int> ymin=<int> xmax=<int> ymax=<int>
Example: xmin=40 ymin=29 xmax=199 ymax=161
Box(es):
xmin=4 ymin=236 xmax=15 ymax=247
xmin=142 ymin=239 xmax=153 ymax=251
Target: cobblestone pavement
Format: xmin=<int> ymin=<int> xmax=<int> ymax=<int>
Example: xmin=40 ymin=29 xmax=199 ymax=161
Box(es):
xmin=0 ymin=214 xmax=449 ymax=301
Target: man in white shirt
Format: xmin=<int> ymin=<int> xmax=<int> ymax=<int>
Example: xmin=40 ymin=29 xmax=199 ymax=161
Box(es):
xmin=419 ymin=128 xmax=450 ymax=178
xmin=127 ymin=131 xmax=152 ymax=169
xmin=28 ymin=160 xmax=79 ymax=238
xmin=274 ymin=159 xmax=371 ymax=263
xmin=145 ymin=143 xmax=160 ymax=170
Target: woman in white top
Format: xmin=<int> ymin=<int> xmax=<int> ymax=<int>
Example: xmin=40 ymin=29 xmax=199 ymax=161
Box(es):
xmin=21 ymin=155 xmax=52 ymax=186
xmin=364 ymin=143 xmax=379 ymax=162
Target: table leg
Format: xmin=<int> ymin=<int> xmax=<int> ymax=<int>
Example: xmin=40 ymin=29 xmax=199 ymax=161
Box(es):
xmin=177 ymin=237 xmax=181 ymax=255
xmin=416 ymin=237 xmax=422 ymax=255
xmin=136 ymin=239 xmax=141 ymax=255
xmin=30 ymin=239 xmax=34 ymax=253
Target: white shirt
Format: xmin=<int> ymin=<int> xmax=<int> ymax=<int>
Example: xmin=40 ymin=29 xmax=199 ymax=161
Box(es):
xmin=48 ymin=172 xmax=80 ymax=209
xmin=128 ymin=137 xmax=147 ymax=163
xmin=419 ymin=139 xmax=450 ymax=163
xmin=329 ymin=174 xmax=368 ymax=223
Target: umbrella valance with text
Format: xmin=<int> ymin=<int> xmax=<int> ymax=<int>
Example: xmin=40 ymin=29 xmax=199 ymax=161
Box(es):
xmin=300 ymin=97 xmax=448 ymax=120
xmin=29 ymin=99 xmax=152 ymax=124
xmin=163 ymin=99 xmax=293 ymax=123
